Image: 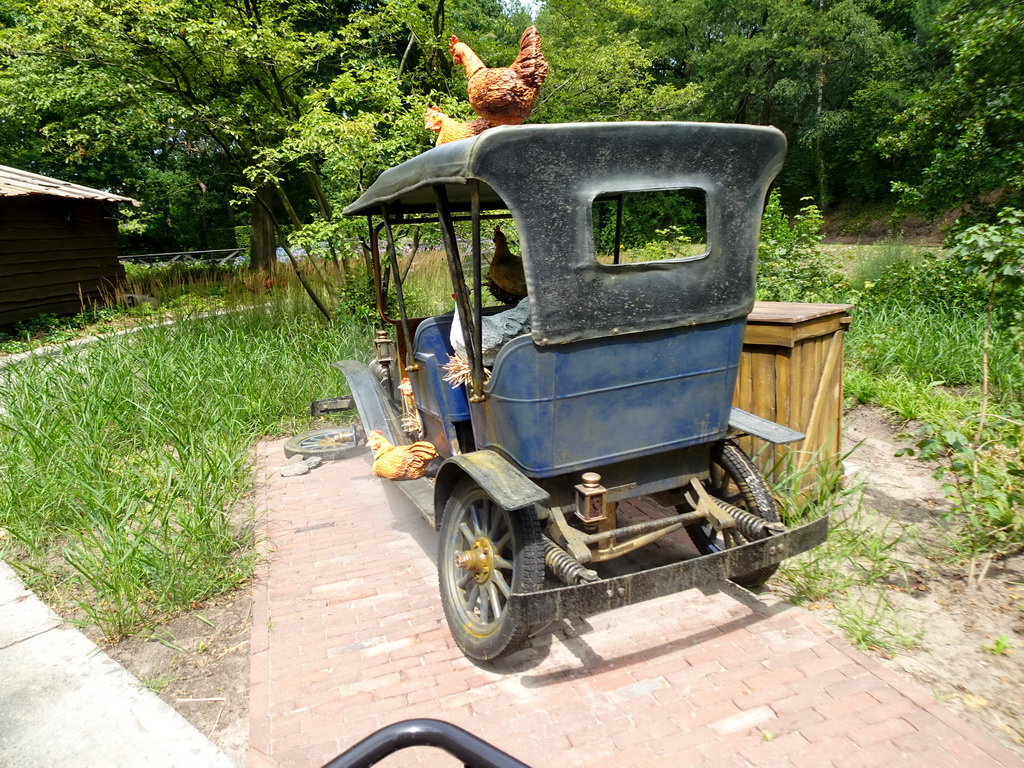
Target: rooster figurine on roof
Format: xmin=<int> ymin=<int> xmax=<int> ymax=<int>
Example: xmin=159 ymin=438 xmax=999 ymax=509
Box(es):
xmin=450 ymin=26 xmax=548 ymax=126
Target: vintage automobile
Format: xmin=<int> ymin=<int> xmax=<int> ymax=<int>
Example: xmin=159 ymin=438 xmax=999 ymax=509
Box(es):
xmin=332 ymin=121 xmax=828 ymax=661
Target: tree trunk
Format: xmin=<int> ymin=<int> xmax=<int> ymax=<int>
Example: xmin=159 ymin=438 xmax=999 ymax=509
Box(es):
xmin=815 ymin=0 xmax=829 ymax=209
xmin=250 ymin=185 xmax=276 ymax=270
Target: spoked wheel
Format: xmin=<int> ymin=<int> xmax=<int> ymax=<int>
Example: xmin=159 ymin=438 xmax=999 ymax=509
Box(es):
xmin=685 ymin=440 xmax=780 ymax=587
xmin=283 ymin=426 xmax=363 ymax=461
xmin=438 ymin=479 xmax=543 ymax=661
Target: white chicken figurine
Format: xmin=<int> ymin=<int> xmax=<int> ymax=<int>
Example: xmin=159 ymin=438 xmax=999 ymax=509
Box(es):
xmin=366 ymin=430 xmax=438 ymax=480
xmin=449 ymin=297 xmax=531 ymax=367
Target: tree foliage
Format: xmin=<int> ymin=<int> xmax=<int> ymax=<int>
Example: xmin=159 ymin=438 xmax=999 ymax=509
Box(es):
xmin=0 ymin=0 xmax=435 ymax=277
xmin=885 ymin=0 xmax=1024 ymax=221
xmin=2 ymin=0 xmax=1022 ymax=283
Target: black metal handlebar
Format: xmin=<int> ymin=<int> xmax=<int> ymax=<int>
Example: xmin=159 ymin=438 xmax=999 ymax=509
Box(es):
xmin=320 ymin=719 xmax=532 ymax=768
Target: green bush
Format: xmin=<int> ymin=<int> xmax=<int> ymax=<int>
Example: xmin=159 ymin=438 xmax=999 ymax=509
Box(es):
xmin=338 ymin=264 xmax=406 ymax=326
xmin=907 ymin=413 xmax=1024 ymax=560
xmin=756 ymin=191 xmax=848 ymax=303
xmin=856 ymin=249 xmax=987 ymax=313
xmin=951 ymin=207 xmax=1024 ymax=354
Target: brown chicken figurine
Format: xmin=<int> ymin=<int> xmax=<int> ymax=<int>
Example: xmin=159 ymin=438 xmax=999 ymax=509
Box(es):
xmin=425 ymin=106 xmax=494 ymax=145
xmin=366 ymin=430 xmax=438 ymax=480
xmin=450 ymin=26 xmax=548 ymax=126
xmin=487 ymin=225 xmax=528 ymax=304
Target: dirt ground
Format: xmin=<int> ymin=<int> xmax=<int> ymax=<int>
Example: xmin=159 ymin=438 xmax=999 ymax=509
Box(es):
xmin=837 ymin=407 xmax=1024 ymax=757
xmin=100 ymin=405 xmax=1023 ymax=764
xmin=95 ymin=589 xmax=252 ymax=766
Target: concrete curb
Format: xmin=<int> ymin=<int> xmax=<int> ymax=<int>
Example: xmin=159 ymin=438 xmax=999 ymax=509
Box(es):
xmin=0 ymin=563 xmax=238 ymax=767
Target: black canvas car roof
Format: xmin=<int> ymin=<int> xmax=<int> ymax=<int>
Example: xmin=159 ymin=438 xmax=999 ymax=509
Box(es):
xmin=344 ymin=122 xmax=786 ymax=345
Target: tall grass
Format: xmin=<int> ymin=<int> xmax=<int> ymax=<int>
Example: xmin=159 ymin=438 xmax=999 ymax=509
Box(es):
xmin=0 ymin=287 xmax=371 ymax=639
xmin=395 ymin=247 xmax=456 ymax=318
xmin=846 ymin=303 xmax=1024 ymax=408
xmin=0 ymin=262 xmax=309 ymax=356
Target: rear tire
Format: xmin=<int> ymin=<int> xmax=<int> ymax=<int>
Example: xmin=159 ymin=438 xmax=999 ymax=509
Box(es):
xmin=438 ymin=479 xmax=543 ymax=661
xmin=685 ymin=440 xmax=780 ymax=587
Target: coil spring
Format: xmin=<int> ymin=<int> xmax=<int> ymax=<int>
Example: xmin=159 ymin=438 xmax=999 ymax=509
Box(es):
xmin=543 ymin=539 xmax=599 ymax=585
xmin=731 ymin=506 xmax=778 ymax=540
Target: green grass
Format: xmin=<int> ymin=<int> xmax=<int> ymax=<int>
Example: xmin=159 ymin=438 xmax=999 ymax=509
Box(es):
xmin=399 ymin=248 xmax=458 ymax=318
xmin=834 ymin=593 xmax=923 ymax=655
xmin=831 ymin=238 xmax=941 ymax=284
xmin=0 ymin=262 xmax=310 ymax=357
xmin=773 ymin=237 xmax=1021 ymax=650
xmin=776 ymin=501 xmax=912 ymax=603
xmin=0 ymin=284 xmax=371 ymax=639
xmin=848 ymin=304 xmax=979 ymax=385
xmin=3 ymin=237 xmax=1020 ymax=645
xmin=773 ymin=468 xmax=924 ymax=656
xmin=846 ymin=303 xmax=1024 ymax=409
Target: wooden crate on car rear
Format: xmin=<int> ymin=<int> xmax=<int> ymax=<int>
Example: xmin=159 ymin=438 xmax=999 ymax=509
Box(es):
xmin=735 ymin=302 xmax=853 ymax=496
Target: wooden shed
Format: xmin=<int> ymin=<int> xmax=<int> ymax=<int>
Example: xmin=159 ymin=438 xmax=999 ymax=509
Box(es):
xmin=1 ymin=165 xmax=138 ymax=328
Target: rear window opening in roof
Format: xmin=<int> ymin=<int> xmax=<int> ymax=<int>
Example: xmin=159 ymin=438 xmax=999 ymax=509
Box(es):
xmin=593 ymin=188 xmax=708 ymax=266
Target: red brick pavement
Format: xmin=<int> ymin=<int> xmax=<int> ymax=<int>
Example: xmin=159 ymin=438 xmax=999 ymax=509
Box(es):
xmin=248 ymin=439 xmax=1021 ymax=768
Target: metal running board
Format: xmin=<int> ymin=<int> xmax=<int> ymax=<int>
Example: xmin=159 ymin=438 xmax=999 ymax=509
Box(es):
xmin=729 ymin=406 xmax=805 ymax=444
xmin=392 ymin=477 xmax=437 ymax=528
xmin=332 ymin=361 xmax=404 ymax=444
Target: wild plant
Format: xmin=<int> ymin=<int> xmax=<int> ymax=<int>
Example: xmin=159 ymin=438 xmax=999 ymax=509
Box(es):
xmin=949 ymin=208 xmax=1024 ymax=432
xmin=903 ymin=415 xmax=1024 ymax=569
xmin=876 ymin=210 xmax=1024 ymax=568
xmin=756 ymin=191 xmax=849 ymax=303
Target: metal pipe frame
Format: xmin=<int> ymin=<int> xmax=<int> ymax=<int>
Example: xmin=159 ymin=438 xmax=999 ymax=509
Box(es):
xmin=322 ymin=718 xmax=530 ymax=768
xmin=470 ymin=180 xmax=485 ymax=401
xmin=579 ymin=508 xmax=707 ymax=545
xmin=379 ymin=204 xmax=416 ymax=372
xmin=431 ymin=185 xmax=483 ymax=396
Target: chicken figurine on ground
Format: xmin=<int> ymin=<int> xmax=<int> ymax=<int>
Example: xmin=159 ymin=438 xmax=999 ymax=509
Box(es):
xmin=366 ymin=430 xmax=438 ymax=480
xmin=450 ymin=25 xmax=548 ymax=126
xmin=425 ymin=106 xmax=494 ymax=145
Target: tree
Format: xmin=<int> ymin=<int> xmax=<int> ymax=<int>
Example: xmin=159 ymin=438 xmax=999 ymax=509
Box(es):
xmin=673 ymin=0 xmax=920 ymax=206
xmin=534 ymin=0 xmax=702 ymax=123
xmin=534 ymin=0 xmax=922 ymax=209
xmin=0 ymin=0 xmax=437 ymax=299
xmin=884 ymin=0 xmax=1024 ymax=222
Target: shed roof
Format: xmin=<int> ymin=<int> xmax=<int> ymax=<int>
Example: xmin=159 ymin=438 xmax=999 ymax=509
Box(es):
xmin=0 ymin=164 xmax=140 ymax=205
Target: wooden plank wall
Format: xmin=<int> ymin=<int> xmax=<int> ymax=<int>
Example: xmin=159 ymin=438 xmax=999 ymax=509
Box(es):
xmin=0 ymin=196 xmax=126 ymax=327
xmin=733 ymin=302 xmax=852 ymax=495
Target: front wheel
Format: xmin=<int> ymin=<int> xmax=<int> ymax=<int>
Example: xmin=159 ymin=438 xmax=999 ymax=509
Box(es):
xmin=685 ymin=440 xmax=780 ymax=587
xmin=438 ymin=479 xmax=543 ymax=661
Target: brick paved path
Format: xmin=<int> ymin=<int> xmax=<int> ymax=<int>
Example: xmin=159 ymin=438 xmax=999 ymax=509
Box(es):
xmin=249 ymin=439 xmax=1021 ymax=768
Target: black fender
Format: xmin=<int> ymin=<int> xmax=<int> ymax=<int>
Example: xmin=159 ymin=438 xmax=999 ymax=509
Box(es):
xmin=433 ymin=451 xmax=550 ymax=529
xmin=332 ymin=360 xmax=403 ymax=444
